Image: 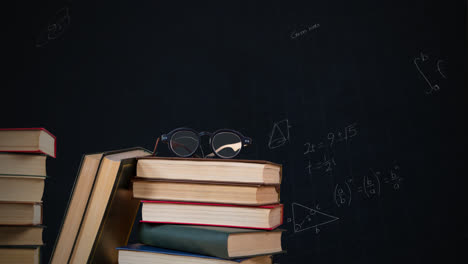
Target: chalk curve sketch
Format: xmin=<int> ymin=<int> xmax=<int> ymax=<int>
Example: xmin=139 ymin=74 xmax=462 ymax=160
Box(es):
xmin=413 ymin=52 xmax=446 ymax=94
xmin=437 ymin=60 xmax=447 ymax=79
xmin=268 ymin=119 xmax=291 ymax=149
xmin=363 ymin=169 xmax=381 ymax=198
xmin=291 ymin=203 xmax=339 ymax=233
xmin=36 ymin=7 xmax=71 ymax=47
xmin=334 ymin=182 xmax=352 ymax=207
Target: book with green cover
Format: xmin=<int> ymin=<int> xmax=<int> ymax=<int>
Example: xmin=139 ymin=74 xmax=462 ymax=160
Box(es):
xmin=138 ymin=224 xmax=284 ymax=259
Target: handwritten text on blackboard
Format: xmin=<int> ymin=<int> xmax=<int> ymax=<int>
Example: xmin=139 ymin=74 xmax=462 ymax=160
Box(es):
xmin=290 ymin=24 xmax=320 ymax=39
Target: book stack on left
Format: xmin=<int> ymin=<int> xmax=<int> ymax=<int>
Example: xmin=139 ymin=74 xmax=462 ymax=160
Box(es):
xmin=0 ymin=128 xmax=56 ymax=264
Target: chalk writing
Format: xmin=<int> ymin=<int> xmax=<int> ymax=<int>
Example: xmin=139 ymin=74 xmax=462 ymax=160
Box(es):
xmin=268 ymin=119 xmax=291 ymax=149
xmin=304 ymin=123 xmax=358 ymax=152
xmin=303 ymin=123 xmax=357 ymax=175
xmin=334 ymin=181 xmax=352 ymax=207
xmin=303 ymin=141 xmax=325 ymax=155
xmin=290 ymin=24 xmax=320 ymax=39
xmin=291 ymin=202 xmax=339 ymax=234
xmin=414 ymin=52 xmax=447 ymax=94
xmin=36 ymin=7 xmax=71 ymax=47
xmin=363 ymin=169 xmax=381 ymax=198
xmin=328 ymin=123 xmax=358 ymax=146
xmin=333 ymin=164 xmax=403 ymax=207
xmin=383 ymin=165 xmax=402 ymax=190
xmin=306 ymin=153 xmax=337 ymax=174
xmin=437 ymin=60 xmax=447 ymax=79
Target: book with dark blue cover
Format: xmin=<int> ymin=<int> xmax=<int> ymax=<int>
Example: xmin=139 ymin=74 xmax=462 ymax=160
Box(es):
xmin=117 ymin=244 xmax=272 ymax=263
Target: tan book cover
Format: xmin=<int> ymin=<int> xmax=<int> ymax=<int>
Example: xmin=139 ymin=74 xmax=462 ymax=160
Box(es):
xmin=136 ymin=156 xmax=282 ymax=185
xmin=50 ymin=148 xmax=150 ymax=264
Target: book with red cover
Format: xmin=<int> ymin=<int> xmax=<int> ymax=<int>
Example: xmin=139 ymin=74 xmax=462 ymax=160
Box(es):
xmin=140 ymin=201 xmax=284 ymax=230
xmin=0 ymin=128 xmax=56 ymax=158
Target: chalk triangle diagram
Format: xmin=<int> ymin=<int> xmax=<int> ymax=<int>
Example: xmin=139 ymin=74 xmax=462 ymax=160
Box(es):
xmin=268 ymin=120 xmax=289 ymax=149
xmin=292 ymin=203 xmax=339 ymax=233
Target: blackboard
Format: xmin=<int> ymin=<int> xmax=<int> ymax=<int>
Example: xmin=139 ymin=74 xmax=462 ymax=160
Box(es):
xmin=5 ymin=0 xmax=468 ymax=263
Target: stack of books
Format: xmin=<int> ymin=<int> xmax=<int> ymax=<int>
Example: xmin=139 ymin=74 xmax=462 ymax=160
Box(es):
xmin=0 ymin=128 xmax=56 ymax=264
xmin=118 ymin=157 xmax=285 ymax=264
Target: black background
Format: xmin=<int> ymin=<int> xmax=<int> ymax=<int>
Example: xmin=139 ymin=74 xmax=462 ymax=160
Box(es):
xmin=5 ymin=1 xmax=468 ymax=263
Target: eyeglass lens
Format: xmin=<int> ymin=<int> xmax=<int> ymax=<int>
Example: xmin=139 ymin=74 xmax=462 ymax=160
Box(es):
xmin=212 ymin=132 xmax=242 ymax=158
xmin=170 ymin=130 xmax=199 ymax=157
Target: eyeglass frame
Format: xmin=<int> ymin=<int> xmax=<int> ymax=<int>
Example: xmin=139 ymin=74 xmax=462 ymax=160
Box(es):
xmin=159 ymin=127 xmax=252 ymax=158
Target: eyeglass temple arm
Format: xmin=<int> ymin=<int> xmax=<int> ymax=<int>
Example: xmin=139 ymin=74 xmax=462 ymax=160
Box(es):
xmin=154 ymin=135 xmax=195 ymax=156
xmin=152 ymin=137 xmax=161 ymax=156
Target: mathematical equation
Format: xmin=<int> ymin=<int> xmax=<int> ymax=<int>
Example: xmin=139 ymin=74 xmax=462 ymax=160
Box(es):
xmin=305 ymin=154 xmax=336 ymax=173
xmin=304 ymin=123 xmax=357 ymax=174
xmin=304 ymin=123 xmax=357 ymax=154
xmin=334 ymin=164 xmax=403 ymax=207
xmin=414 ymin=52 xmax=447 ymax=95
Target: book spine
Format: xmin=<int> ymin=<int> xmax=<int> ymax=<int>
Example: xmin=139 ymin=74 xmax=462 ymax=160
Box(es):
xmin=89 ymin=150 xmax=151 ymax=263
xmin=138 ymin=223 xmax=230 ymax=259
xmin=49 ymin=154 xmax=90 ymax=264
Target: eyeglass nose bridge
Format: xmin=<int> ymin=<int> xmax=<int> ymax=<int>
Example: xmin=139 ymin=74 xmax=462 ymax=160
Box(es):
xmin=198 ymin=131 xmax=212 ymax=137
xmin=198 ymin=132 xmax=213 ymax=144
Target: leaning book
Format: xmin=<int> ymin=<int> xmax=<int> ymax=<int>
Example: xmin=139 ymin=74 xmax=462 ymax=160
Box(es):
xmin=50 ymin=148 xmax=150 ymax=264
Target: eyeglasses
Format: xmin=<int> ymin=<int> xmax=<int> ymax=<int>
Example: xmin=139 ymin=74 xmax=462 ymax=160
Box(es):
xmin=152 ymin=128 xmax=252 ymax=159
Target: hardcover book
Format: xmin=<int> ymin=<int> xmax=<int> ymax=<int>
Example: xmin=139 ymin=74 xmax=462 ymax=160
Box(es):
xmin=136 ymin=157 xmax=282 ymax=185
xmin=133 ymin=180 xmax=280 ymax=205
xmin=138 ymin=224 xmax=284 ymax=259
xmin=0 ymin=246 xmax=41 ymax=264
xmin=117 ymin=244 xmax=272 ymax=264
xmin=140 ymin=201 xmax=284 ymax=230
xmin=0 ymin=226 xmax=44 ymax=246
xmin=0 ymin=202 xmax=42 ymax=225
xmin=50 ymin=148 xmax=150 ymax=264
xmin=0 ymin=128 xmax=56 ymax=158
xmin=0 ymin=175 xmax=46 ymax=202
xmin=0 ymin=154 xmax=46 ymax=176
